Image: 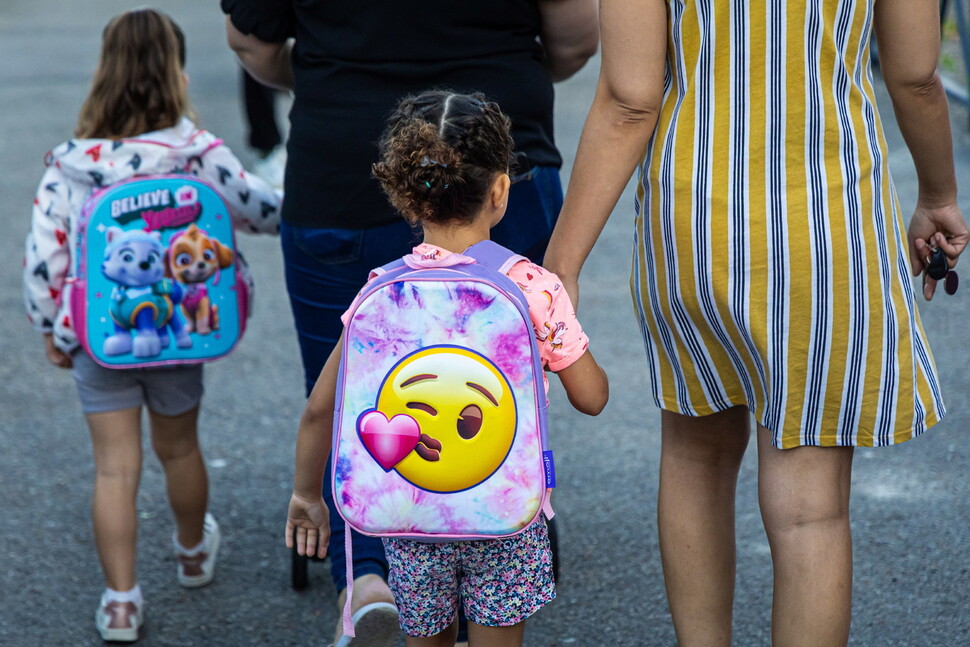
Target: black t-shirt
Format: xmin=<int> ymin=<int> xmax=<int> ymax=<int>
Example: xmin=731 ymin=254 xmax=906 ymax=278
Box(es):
xmin=222 ymin=0 xmax=562 ymax=229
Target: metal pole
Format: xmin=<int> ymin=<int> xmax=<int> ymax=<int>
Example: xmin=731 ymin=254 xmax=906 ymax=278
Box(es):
xmin=939 ymin=0 xmax=970 ymax=126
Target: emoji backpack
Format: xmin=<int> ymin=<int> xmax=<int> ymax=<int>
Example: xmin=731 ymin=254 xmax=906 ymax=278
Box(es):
xmin=70 ymin=174 xmax=251 ymax=368
xmin=332 ymin=240 xmax=554 ymax=543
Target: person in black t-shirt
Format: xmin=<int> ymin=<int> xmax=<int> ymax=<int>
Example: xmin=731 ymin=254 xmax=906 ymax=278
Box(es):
xmin=221 ymin=2 xmax=598 ymax=645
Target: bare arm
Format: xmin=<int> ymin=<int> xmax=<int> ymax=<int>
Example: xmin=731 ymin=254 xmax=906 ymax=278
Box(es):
xmin=225 ymin=16 xmax=294 ymax=91
xmin=543 ymin=0 xmax=668 ymax=304
xmin=874 ymin=0 xmax=968 ymax=298
xmin=285 ymin=335 xmax=343 ymax=557
xmin=292 ymin=336 xmax=342 ymax=498
xmin=555 ymin=349 xmax=609 ymax=415
xmin=537 ymin=0 xmax=600 ymax=82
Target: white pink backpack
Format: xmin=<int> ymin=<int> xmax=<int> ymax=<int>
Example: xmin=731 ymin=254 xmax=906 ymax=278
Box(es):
xmin=331 ymin=240 xmax=554 ymax=636
xmin=70 ymin=174 xmax=251 ymax=368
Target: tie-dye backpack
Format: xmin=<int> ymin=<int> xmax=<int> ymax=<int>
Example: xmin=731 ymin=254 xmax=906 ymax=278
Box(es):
xmin=70 ymin=174 xmax=251 ymax=368
xmin=333 ymin=240 xmax=554 ymax=541
xmin=331 ymin=240 xmax=555 ymax=638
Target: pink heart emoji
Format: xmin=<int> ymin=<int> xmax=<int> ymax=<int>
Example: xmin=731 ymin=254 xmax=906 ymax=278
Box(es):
xmin=357 ymin=410 xmax=420 ymax=471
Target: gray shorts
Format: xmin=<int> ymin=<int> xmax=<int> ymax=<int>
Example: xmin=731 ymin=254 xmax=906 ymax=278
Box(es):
xmin=71 ymin=351 xmax=204 ymax=415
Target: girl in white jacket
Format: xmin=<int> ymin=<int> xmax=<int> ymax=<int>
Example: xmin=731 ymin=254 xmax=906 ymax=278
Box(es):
xmin=22 ymin=9 xmax=280 ymax=642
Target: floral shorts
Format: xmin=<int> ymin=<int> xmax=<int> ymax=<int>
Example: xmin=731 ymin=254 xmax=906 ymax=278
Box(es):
xmin=383 ymin=518 xmax=556 ymax=637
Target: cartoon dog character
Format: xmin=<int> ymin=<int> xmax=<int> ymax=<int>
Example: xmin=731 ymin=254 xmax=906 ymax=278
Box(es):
xmin=101 ymin=227 xmax=192 ymax=357
xmin=166 ymin=224 xmax=234 ymax=335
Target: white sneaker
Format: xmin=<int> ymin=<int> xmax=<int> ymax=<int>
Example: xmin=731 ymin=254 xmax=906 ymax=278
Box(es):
xmin=95 ymin=595 xmax=142 ymax=642
xmin=174 ymin=512 xmax=220 ymax=588
xmin=251 ymin=145 xmax=286 ymax=189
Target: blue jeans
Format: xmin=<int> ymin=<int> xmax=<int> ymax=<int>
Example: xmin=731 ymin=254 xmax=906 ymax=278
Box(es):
xmin=493 ymin=165 xmax=563 ymax=263
xmin=280 ymin=166 xmax=563 ymax=591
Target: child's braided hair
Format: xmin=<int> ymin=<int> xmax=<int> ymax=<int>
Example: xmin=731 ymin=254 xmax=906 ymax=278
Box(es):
xmin=372 ymin=90 xmax=514 ymax=227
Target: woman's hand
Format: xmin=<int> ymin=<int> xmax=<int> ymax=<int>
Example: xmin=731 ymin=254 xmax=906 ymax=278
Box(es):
xmin=285 ymin=492 xmax=330 ymax=558
xmin=43 ymin=334 xmax=72 ymax=369
xmin=908 ymin=201 xmax=968 ymax=300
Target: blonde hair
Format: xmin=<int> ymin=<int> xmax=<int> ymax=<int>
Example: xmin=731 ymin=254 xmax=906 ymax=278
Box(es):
xmin=75 ymin=8 xmax=194 ymax=139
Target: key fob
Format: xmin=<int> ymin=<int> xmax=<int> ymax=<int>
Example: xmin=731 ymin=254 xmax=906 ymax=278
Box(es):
xmin=927 ymin=247 xmax=948 ymax=281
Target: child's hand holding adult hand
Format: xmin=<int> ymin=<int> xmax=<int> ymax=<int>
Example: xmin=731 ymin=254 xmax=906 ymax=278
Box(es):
xmin=43 ymin=333 xmax=72 ymax=369
xmin=285 ymin=491 xmax=330 ymax=558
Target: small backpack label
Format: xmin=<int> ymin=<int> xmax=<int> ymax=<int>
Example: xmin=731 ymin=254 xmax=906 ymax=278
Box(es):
xmin=543 ymin=450 xmax=556 ymax=488
xmin=72 ymin=175 xmax=247 ymax=368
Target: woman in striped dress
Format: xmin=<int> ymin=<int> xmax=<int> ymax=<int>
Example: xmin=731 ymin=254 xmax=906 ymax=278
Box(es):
xmin=545 ymin=0 xmax=967 ymax=644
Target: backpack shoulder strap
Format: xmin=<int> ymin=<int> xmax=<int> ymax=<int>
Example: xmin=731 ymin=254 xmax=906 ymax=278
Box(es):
xmin=463 ymin=240 xmax=527 ymax=275
xmin=359 ymin=257 xmax=407 ymax=285
xmin=373 ymin=256 xmax=407 ymax=277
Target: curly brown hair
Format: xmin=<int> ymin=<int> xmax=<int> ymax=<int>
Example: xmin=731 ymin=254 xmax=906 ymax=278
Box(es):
xmin=372 ymin=91 xmax=514 ymax=227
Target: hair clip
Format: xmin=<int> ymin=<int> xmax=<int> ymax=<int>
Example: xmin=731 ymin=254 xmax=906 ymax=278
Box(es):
xmin=420 ymin=156 xmax=448 ymax=168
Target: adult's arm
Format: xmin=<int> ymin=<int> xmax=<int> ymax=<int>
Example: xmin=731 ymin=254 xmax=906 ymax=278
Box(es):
xmin=537 ymin=0 xmax=600 ymax=82
xmin=543 ymin=0 xmax=668 ymax=304
xmin=224 ymin=15 xmax=294 ymax=91
xmin=874 ymin=0 xmax=967 ymax=298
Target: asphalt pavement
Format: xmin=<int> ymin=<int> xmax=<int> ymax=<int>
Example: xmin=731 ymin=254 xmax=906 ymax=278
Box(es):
xmin=1 ymin=1 xmax=968 ymax=646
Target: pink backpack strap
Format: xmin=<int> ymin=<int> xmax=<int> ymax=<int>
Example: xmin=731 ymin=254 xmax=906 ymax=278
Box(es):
xmin=195 ymin=137 xmax=224 ymax=158
xmin=341 ymin=532 xmax=356 ymax=638
xmin=542 ymin=498 xmax=555 ymax=520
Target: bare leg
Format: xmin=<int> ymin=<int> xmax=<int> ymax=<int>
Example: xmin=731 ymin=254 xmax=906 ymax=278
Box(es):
xmin=465 ymin=620 xmax=525 ymax=647
xmin=658 ymin=406 xmax=751 ymax=647
xmin=148 ymin=406 xmax=206 ymax=548
xmin=404 ymin=618 xmax=459 ymax=647
xmin=87 ymin=407 xmax=143 ymax=591
xmin=757 ymin=427 xmax=853 ymax=647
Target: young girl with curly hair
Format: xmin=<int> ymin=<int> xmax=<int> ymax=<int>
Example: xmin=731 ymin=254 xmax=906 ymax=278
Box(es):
xmin=285 ymin=90 xmax=608 ymax=647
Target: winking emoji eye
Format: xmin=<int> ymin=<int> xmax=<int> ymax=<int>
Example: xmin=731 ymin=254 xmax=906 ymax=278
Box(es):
xmin=370 ymin=345 xmax=517 ymax=492
xmin=457 ymin=405 xmax=482 ymax=439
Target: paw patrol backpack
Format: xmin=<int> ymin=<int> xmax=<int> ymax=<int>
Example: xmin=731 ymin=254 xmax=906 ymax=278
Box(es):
xmin=70 ymin=174 xmax=250 ymax=368
xmin=331 ymin=240 xmax=554 ymax=636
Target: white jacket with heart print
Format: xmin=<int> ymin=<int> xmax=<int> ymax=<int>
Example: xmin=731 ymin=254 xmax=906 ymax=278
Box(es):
xmin=24 ymin=117 xmax=281 ymax=353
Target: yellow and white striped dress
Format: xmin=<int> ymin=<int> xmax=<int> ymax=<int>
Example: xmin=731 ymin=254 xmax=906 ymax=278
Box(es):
xmin=633 ymin=0 xmax=944 ymax=448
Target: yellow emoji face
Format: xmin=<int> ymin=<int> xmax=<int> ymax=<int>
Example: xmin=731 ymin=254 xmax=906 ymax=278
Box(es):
xmin=376 ymin=346 xmax=517 ymax=492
